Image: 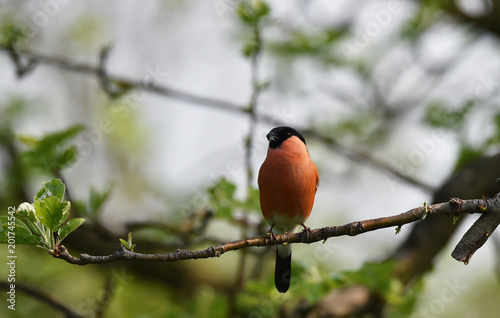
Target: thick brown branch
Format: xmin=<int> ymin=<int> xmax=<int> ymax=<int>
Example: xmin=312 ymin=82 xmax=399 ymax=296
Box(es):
xmin=52 ymin=196 xmax=496 ymax=265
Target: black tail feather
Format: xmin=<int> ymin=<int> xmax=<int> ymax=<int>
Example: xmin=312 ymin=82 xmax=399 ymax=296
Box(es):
xmin=275 ymin=248 xmax=292 ymax=293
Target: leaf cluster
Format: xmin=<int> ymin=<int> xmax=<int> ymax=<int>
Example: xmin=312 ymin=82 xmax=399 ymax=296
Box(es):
xmin=17 ymin=124 xmax=84 ymax=172
xmin=0 ymin=21 xmax=25 ymax=46
xmin=74 ymin=184 xmax=113 ymax=219
xmin=237 ymin=0 xmax=270 ymax=58
xmin=207 ymin=178 xmax=260 ymax=220
xmin=237 ymin=0 xmax=269 ymax=29
xmin=0 ymin=179 xmax=85 ymax=250
xmin=424 ymin=102 xmax=500 ymax=170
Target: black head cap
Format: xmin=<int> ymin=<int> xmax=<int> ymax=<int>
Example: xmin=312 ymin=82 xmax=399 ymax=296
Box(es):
xmin=266 ymin=126 xmax=306 ymax=149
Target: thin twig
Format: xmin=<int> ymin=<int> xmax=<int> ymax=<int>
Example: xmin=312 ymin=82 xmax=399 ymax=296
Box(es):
xmin=5 ymin=43 xmax=38 ymax=77
xmin=244 ymin=23 xmax=263 ymax=189
xmin=0 ymin=44 xmax=245 ymax=113
xmin=0 ymin=44 xmax=433 ymax=192
xmin=97 ymin=45 xmax=126 ymax=98
xmin=94 ymin=277 xmax=116 ymax=318
xmin=51 ymin=195 xmax=498 ymax=265
xmin=301 ymin=127 xmax=436 ymax=192
xmin=232 ymin=19 xmax=265 ymax=317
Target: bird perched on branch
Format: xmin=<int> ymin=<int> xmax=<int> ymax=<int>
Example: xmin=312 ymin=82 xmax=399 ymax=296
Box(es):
xmin=258 ymin=126 xmax=319 ymax=293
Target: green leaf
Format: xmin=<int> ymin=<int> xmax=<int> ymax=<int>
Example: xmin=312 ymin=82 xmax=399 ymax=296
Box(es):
xmin=400 ymin=3 xmax=437 ymax=40
xmin=386 ymin=279 xmax=424 ymax=317
xmin=122 ymin=232 xmax=136 ymax=251
xmin=454 ymin=145 xmax=485 ymax=172
xmin=0 ymin=22 xmax=25 ymax=46
xmin=119 ymin=233 xmax=136 ymax=251
xmin=252 ymin=0 xmax=270 ymax=17
xmin=35 ymin=178 xmax=66 ymax=201
xmin=58 ymin=218 xmax=85 ymax=242
xmin=119 ymin=238 xmax=129 ymax=249
xmin=73 ymin=200 xmax=88 ymax=215
xmin=0 ymin=233 xmax=41 ymax=246
xmin=243 ymin=187 xmax=261 ymax=213
xmin=88 ymin=185 xmax=113 ymax=217
xmin=237 ymin=2 xmax=256 ymax=26
xmin=243 ymin=41 xmax=259 ymax=57
xmin=424 ymin=100 xmax=475 ymax=131
xmin=268 ymin=28 xmax=346 ymax=65
xmin=40 ymin=124 xmax=84 ymax=148
xmin=395 ymin=225 xmax=402 ymax=235
xmin=25 ymin=218 xmax=43 ymax=237
xmin=495 ymin=112 xmax=500 ymax=131
xmin=72 ymin=185 xmax=113 ymax=218
xmin=16 ymin=135 xmax=40 ymax=148
xmin=486 ymin=112 xmax=500 ymax=146
xmin=0 ymin=216 xmax=32 ymax=235
xmin=53 ymin=146 xmax=79 ymax=170
xmin=207 ymin=178 xmax=237 ymax=220
xmin=0 ymin=216 xmax=41 ymax=246
xmin=237 ymin=0 xmax=270 ymax=27
xmin=34 ymin=197 xmax=71 ymax=231
xmin=331 ymin=261 xmax=399 ymax=297
xmin=422 ymin=202 xmax=429 ymax=220
xmin=206 ymin=179 xmax=261 ymax=219
xmin=0 ymin=97 xmax=30 ymax=124
xmin=17 ymin=125 xmax=84 ymax=171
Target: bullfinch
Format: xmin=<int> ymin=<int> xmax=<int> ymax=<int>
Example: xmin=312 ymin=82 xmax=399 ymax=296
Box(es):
xmin=258 ymin=126 xmax=319 ymax=293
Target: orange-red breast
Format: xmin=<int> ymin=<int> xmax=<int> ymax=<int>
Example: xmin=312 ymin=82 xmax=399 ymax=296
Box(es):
xmin=258 ymin=126 xmax=319 ymax=293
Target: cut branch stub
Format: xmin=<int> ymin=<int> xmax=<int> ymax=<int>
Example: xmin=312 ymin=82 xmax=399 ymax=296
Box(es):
xmin=451 ymin=194 xmax=500 ymax=264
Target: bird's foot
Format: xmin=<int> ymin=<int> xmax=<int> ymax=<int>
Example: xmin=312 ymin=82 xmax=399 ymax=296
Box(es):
xmin=300 ymin=223 xmax=312 ymax=241
xmin=266 ymin=225 xmax=277 ymax=244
